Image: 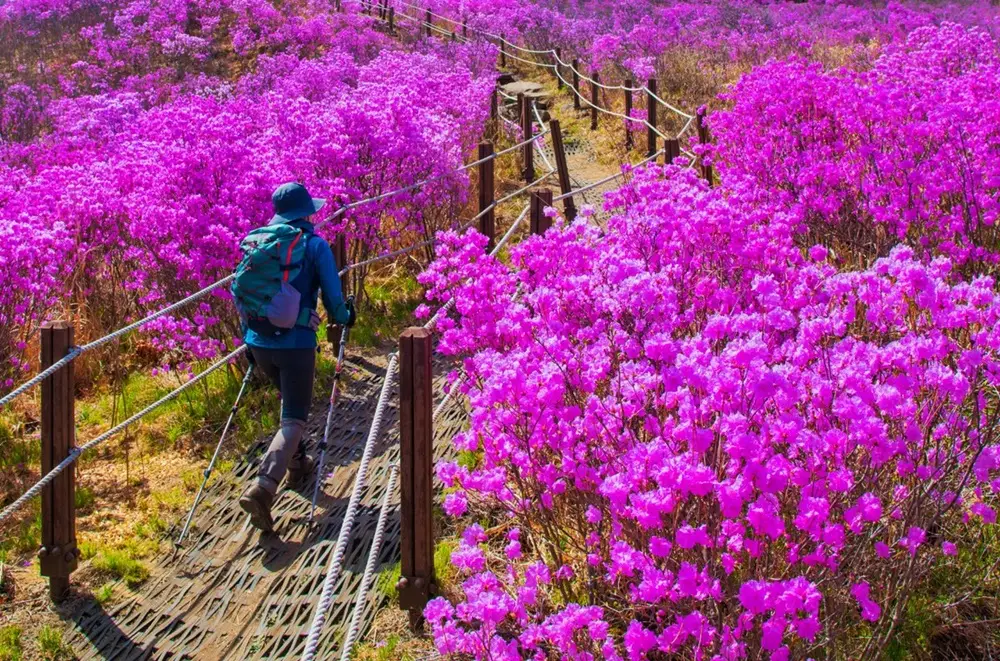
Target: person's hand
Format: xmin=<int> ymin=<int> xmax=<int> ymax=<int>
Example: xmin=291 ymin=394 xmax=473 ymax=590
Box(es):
xmin=346 ymin=296 xmax=357 ymax=328
xmin=308 ymin=309 xmax=322 ymax=332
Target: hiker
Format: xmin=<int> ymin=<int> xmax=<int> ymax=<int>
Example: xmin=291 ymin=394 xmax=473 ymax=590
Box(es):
xmin=233 ymin=182 xmax=356 ymax=532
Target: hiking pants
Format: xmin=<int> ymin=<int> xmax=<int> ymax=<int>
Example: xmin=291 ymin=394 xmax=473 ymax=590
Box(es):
xmin=249 ymin=347 xmax=315 ymax=495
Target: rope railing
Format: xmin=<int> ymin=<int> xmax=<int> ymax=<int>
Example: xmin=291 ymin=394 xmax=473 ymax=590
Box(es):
xmin=393 ymin=0 xmax=695 ymax=122
xmin=336 ymin=463 xmax=399 ymax=661
xmin=394 ymin=4 xmax=685 ymax=147
xmin=0 ymin=345 xmax=247 ymax=525
xmin=0 ymin=129 xmax=548 ymax=409
xmin=335 ymin=369 xmax=463 ymax=660
xmin=552 ymin=148 xmax=666 ymax=202
xmin=300 ymin=352 xmax=398 ymax=661
xmin=340 ymin=155 xmax=554 ymax=277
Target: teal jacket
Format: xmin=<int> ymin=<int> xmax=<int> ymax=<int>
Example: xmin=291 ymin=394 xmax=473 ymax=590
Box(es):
xmin=244 ymin=219 xmax=350 ymax=350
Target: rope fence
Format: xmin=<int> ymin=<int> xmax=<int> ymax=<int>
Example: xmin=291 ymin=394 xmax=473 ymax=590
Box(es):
xmin=0 ymin=129 xmax=548 ymax=409
xmin=0 ymin=345 xmax=247 ymax=525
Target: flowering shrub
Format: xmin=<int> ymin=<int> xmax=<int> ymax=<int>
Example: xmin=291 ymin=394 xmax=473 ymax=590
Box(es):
xmin=419 ymin=164 xmax=1000 ymax=659
xmin=1 ymin=9 xmax=492 ymax=386
xmin=709 ymin=23 xmax=1000 ymax=270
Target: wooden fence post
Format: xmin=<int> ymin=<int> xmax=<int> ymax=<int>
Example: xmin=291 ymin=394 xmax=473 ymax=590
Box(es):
xmin=572 ymin=60 xmax=581 ymax=110
xmin=462 ymin=20 xmax=467 ymax=39
xmin=39 ymin=321 xmax=77 ymax=603
xmin=530 ymin=189 xmax=553 ymax=236
xmin=500 ymin=37 xmax=507 ymax=67
xmin=335 ymin=0 xmax=341 ymax=12
xmin=624 ymin=80 xmax=634 ymax=151
xmin=549 ymin=120 xmax=576 ymax=221
xmin=555 ymin=48 xmax=563 ymax=89
xmin=478 ymin=142 xmax=496 ymax=251
xmin=590 ymin=72 xmax=599 ymax=131
xmin=521 ymin=95 xmax=534 ymax=183
xmin=664 ymin=138 xmax=681 ymax=166
xmin=397 ymin=327 xmax=434 ymax=632
xmin=389 ymin=6 xmax=395 ymax=30
xmin=697 ymin=111 xmax=714 ymax=186
xmin=646 ymin=78 xmax=658 ymax=158
xmin=328 ymin=234 xmax=349 ymax=347
xmin=425 ymin=9 xmax=432 ymax=37
xmin=490 ymin=86 xmax=499 ymax=136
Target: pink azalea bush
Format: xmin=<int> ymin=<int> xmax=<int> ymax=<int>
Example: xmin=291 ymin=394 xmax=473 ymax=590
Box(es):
xmin=708 ymin=22 xmax=1000 ymax=270
xmin=1 ymin=7 xmax=493 ymax=386
xmin=418 ymin=161 xmax=1000 ymax=658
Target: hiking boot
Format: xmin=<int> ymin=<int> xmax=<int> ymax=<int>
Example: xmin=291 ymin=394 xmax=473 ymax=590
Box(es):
xmin=288 ymin=454 xmax=316 ymax=490
xmin=239 ymin=484 xmax=274 ymax=533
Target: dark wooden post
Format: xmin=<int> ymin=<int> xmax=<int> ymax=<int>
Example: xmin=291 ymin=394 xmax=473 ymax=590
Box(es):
xmin=521 ymin=95 xmax=534 ymax=183
xmin=530 ymin=189 xmax=553 ymax=235
xmin=646 ymin=78 xmax=658 ymax=158
xmin=425 ymin=9 xmax=432 ymax=37
xmin=500 ymin=37 xmax=507 ymax=67
xmin=389 ymin=6 xmax=395 ymax=30
xmin=549 ymin=120 xmax=576 ymax=221
xmin=554 ymin=48 xmax=563 ymax=89
xmin=39 ymin=322 xmax=77 ymax=603
xmin=462 ymin=20 xmax=467 ymax=38
xmin=590 ymin=72 xmax=599 ymax=131
xmin=478 ymin=142 xmax=496 ymax=251
xmin=397 ymin=327 xmax=434 ymax=632
xmin=572 ymin=60 xmax=581 ymax=110
xmin=335 ymin=0 xmax=341 ymax=12
xmin=328 ymin=234 xmax=349 ymax=347
xmin=697 ymin=110 xmax=714 ymax=185
xmin=490 ymin=86 xmax=498 ymax=135
xmin=664 ymin=138 xmax=681 ymax=165
xmin=624 ymin=80 xmax=634 ymax=151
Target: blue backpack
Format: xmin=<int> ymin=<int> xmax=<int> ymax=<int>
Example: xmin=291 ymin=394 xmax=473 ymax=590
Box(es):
xmin=231 ymin=223 xmax=312 ymax=335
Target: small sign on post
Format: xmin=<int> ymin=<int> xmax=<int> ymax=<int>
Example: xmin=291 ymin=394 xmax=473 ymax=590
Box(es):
xmin=397 ymin=327 xmax=435 ymax=632
xmin=39 ymin=321 xmax=78 ymax=603
xmin=530 ymin=189 xmax=554 ymax=236
xmin=478 ymin=142 xmax=496 ymax=251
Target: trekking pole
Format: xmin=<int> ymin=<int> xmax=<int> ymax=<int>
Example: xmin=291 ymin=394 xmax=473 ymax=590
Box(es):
xmin=308 ymin=301 xmax=353 ymax=525
xmin=176 ymin=365 xmax=255 ymax=546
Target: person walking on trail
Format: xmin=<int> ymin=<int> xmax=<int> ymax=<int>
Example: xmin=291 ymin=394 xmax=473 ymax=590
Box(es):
xmin=232 ymin=182 xmax=356 ymax=533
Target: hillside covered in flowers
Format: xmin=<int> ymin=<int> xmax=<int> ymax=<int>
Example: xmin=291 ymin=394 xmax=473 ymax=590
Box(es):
xmin=4 ymin=0 xmax=1000 ymax=659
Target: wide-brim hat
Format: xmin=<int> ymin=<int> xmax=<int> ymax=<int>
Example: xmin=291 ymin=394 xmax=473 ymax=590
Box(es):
xmin=270 ymin=182 xmax=326 ymax=224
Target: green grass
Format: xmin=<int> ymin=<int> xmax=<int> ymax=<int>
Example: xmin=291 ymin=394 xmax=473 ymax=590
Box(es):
xmin=0 ymin=413 xmax=36 ymax=469
xmin=93 ymin=582 xmax=116 ymax=605
xmin=90 ymin=548 xmax=150 ymax=588
xmin=350 ymin=273 xmax=423 ymax=348
xmin=37 ymin=625 xmax=74 ymax=661
xmin=0 ymin=626 xmax=22 ymax=661
xmin=0 ymin=506 xmax=40 ymax=563
xmin=74 ymin=485 xmax=96 ymax=511
xmin=350 ymin=634 xmax=415 ymax=661
xmin=374 ymin=561 xmax=401 ymax=605
xmin=433 ymin=539 xmax=457 ymax=589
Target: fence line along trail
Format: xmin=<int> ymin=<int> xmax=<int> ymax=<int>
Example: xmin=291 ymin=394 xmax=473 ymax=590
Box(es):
xmin=63 ymin=110 xmax=633 ymax=658
xmin=0 ymin=1 xmax=705 ymax=656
